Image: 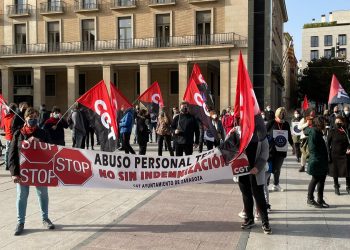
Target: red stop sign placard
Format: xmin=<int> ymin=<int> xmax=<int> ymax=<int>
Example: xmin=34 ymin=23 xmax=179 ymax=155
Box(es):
xmin=20 ymin=160 xmax=59 ymax=187
xmin=21 ymin=140 xmax=59 ymax=164
xmin=53 ymin=148 xmax=93 ymax=185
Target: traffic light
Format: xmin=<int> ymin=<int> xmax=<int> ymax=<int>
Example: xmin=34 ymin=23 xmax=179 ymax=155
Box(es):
xmin=336 ymin=42 xmax=340 ymax=53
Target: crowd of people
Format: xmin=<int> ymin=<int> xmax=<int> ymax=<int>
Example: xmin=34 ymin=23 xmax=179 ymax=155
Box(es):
xmin=2 ymin=100 xmax=350 ymax=236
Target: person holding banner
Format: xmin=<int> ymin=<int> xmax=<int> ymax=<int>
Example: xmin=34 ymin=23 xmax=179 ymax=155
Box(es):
xmin=171 ymin=102 xmax=199 ymax=156
xmin=327 ymin=115 xmax=350 ymax=195
xmin=119 ymin=107 xmax=136 ymax=154
xmin=8 ymin=107 xmax=55 ymax=235
xmin=266 ymin=107 xmax=293 ymax=192
xmin=304 ymin=116 xmax=329 ymax=208
xmin=156 ymin=107 xmax=174 ymax=156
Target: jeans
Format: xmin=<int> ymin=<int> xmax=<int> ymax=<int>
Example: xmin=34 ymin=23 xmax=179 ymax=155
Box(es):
xmin=158 ymin=134 xmax=174 ymax=156
xmin=149 ymin=122 xmax=157 ymax=142
xmin=17 ymin=184 xmax=49 ymax=224
xmin=5 ymin=140 xmax=11 ymax=170
xmin=271 ymin=155 xmax=285 ymax=185
xmin=86 ymin=127 xmax=95 ymax=149
xmin=73 ymin=133 xmax=85 ymax=149
xmin=238 ymin=174 xmax=269 ymax=224
xmin=307 ymin=175 xmax=326 ymax=201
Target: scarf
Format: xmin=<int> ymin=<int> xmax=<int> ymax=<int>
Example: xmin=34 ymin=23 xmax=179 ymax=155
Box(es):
xmin=45 ymin=117 xmax=59 ymax=126
xmin=20 ymin=124 xmax=37 ymax=137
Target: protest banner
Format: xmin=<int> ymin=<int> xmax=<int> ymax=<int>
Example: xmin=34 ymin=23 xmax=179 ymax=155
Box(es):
xmin=273 ymin=130 xmax=289 ymax=152
xmin=291 ymin=122 xmax=302 ymax=136
xmin=19 ymin=139 xmax=250 ymax=189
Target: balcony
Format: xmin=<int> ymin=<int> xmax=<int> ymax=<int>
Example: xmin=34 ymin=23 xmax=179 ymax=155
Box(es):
xmin=0 ymin=33 xmax=247 ymax=56
xmin=149 ymin=0 xmax=175 ymax=7
xmin=111 ymin=0 xmax=136 ymax=9
xmin=7 ymin=4 xmax=31 ymax=17
xmin=189 ymin=0 xmax=217 ymax=3
xmin=40 ymin=1 xmax=65 ymax=15
xmin=74 ymin=0 xmax=99 ymax=12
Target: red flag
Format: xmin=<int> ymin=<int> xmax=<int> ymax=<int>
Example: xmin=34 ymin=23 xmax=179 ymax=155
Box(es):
xmin=183 ymin=73 xmax=219 ymax=140
xmin=328 ymin=74 xmax=350 ymax=104
xmin=234 ymin=52 xmax=260 ymax=156
xmin=137 ymin=81 xmax=164 ymax=113
xmin=77 ymin=80 xmax=118 ymax=152
xmin=190 ymin=64 xmax=214 ymax=108
xmin=302 ymin=95 xmax=309 ymax=111
xmin=0 ymin=94 xmax=8 ymax=129
xmin=110 ymin=83 xmax=133 ymax=113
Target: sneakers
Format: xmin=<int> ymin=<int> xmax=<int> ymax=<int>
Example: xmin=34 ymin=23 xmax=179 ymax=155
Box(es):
xmin=270 ymin=185 xmax=284 ymax=192
xmin=241 ymin=218 xmax=255 ymax=229
xmin=298 ymin=166 xmax=305 ymax=172
xmin=317 ymin=200 xmax=330 ymax=208
xmin=14 ymin=223 xmax=24 ymax=236
xmin=43 ymin=218 xmax=55 ymax=229
xmin=262 ymin=222 xmax=272 ymax=234
xmin=307 ymin=199 xmax=322 ymax=208
xmin=238 ymin=210 xmax=247 ymax=219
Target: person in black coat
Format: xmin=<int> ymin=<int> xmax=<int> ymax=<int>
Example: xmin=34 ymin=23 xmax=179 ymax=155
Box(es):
xmin=43 ymin=106 xmax=68 ymax=146
xmin=171 ymin=101 xmax=200 ymax=156
xmin=9 ymin=107 xmax=55 ymax=236
xmin=136 ymin=109 xmax=149 ymax=155
xmin=327 ymin=115 xmax=350 ymax=195
xmin=266 ymin=107 xmax=293 ymax=192
xmin=11 ymin=102 xmax=29 ymax=134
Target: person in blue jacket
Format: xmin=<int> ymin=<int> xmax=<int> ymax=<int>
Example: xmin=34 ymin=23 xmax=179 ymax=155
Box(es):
xmin=119 ymin=107 xmax=135 ymax=154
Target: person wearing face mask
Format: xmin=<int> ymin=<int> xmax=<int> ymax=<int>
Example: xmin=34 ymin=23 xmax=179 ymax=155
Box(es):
xmin=43 ymin=106 xmax=68 ymax=146
xmin=171 ymin=101 xmax=199 ymax=156
xmin=11 ymin=102 xmax=29 ymax=134
xmin=205 ymin=110 xmax=225 ymax=150
xmin=264 ymin=105 xmax=275 ymax=122
xmin=291 ymin=109 xmax=302 ymax=162
xmin=329 ymin=106 xmax=340 ymax=129
xmin=8 ymin=107 xmax=55 ymax=236
xmin=304 ymin=116 xmax=329 ymax=208
xmin=266 ymin=107 xmax=293 ymax=192
xmin=327 ymin=115 xmax=350 ymax=195
xmin=341 ymin=106 xmax=350 ymax=130
xmin=38 ymin=104 xmax=50 ymax=129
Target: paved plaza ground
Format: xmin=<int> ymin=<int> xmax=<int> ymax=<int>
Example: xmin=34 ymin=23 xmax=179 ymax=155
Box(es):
xmin=0 ymin=132 xmax=350 ymax=249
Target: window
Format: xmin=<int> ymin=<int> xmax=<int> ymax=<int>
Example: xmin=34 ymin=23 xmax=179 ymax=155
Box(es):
xmin=339 ymin=34 xmax=347 ymax=45
xmin=339 ymin=48 xmax=347 ymax=59
xmin=310 ymin=36 xmax=318 ymax=47
xmin=136 ymin=72 xmax=140 ymax=95
xmin=45 ymin=74 xmax=55 ymax=96
xmin=14 ymin=71 xmax=31 ymax=86
xmin=81 ymin=0 xmax=97 ymax=9
xmin=170 ymin=71 xmax=178 ymax=94
xmin=324 ymin=35 xmax=332 ymax=46
xmin=47 ymin=0 xmax=62 ymax=12
xmin=196 ymin=11 xmax=211 ymax=45
xmin=14 ymin=24 xmax=26 ymax=53
xmin=324 ymin=49 xmax=332 ymax=59
xmin=310 ymin=50 xmax=319 ymax=60
xmin=15 ymin=0 xmax=27 ymax=14
xmin=118 ymin=16 xmax=132 ymax=49
xmin=47 ymin=21 xmax=60 ymax=52
xmin=79 ymin=73 xmax=86 ymax=95
xmin=81 ymin=19 xmax=95 ymax=51
xmin=156 ymin=14 xmax=170 ymax=47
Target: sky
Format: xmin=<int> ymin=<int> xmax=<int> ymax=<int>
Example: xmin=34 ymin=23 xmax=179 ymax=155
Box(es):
xmin=284 ymin=0 xmax=350 ymax=61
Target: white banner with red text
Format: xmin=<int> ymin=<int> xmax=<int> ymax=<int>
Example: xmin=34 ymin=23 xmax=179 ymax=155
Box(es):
xmin=19 ymin=140 xmax=250 ymax=189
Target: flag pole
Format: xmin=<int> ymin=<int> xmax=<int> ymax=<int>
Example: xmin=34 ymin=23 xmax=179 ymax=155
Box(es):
xmin=56 ymin=102 xmax=77 ymax=125
xmin=0 ymin=100 xmax=25 ymax=122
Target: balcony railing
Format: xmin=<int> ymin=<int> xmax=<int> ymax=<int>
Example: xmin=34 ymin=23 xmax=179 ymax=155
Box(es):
xmin=188 ymin=0 xmax=217 ymax=3
xmin=7 ymin=4 xmax=31 ymax=17
xmin=0 ymin=33 xmax=247 ymax=56
xmin=74 ymin=0 xmax=99 ymax=12
xmin=111 ymin=0 xmax=136 ymax=9
xmin=149 ymin=0 xmax=175 ymax=6
xmin=40 ymin=1 xmax=65 ymax=14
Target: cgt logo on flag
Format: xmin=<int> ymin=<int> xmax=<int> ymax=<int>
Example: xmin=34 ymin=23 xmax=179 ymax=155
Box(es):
xmin=94 ymin=100 xmax=116 ymax=140
xmin=194 ymin=93 xmax=210 ymax=117
xmin=151 ymin=93 xmax=161 ymax=105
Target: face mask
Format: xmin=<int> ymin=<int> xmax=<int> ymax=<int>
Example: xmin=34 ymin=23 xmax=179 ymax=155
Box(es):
xmin=345 ymin=111 xmax=349 ymax=116
xmin=261 ymin=115 xmax=265 ymax=119
xmin=230 ymin=112 xmax=234 ymax=116
xmin=294 ymin=114 xmax=300 ymax=118
xmin=28 ymin=118 xmax=38 ymax=127
xmin=266 ymin=107 xmax=271 ymax=111
xmin=53 ymin=114 xmax=60 ymax=119
xmin=181 ymin=107 xmax=188 ymax=113
xmin=212 ymin=115 xmax=218 ymax=119
xmin=280 ymin=114 xmax=285 ymax=120
xmin=336 ymin=123 xmax=343 ymax=129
